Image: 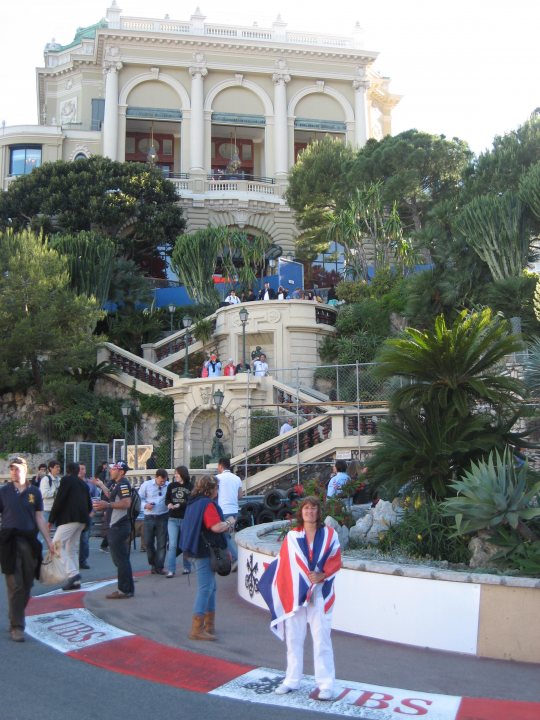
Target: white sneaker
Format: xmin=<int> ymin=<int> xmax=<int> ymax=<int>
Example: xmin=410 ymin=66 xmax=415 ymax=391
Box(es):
xmin=275 ymin=683 xmax=294 ymax=695
xmin=166 ymin=572 xmax=175 ymax=578
xmin=318 ymin=688 xmax=333 ymax=701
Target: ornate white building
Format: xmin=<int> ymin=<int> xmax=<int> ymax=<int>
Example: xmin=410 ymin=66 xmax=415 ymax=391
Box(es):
xmin=0 ymin=3 xmax=400 ymax=256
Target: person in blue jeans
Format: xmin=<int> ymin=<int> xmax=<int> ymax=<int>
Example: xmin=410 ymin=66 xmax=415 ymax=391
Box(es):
xmin=165 ymin=466 xmax=192 ymax=577
xmin=138 ymin=469 xmax=169 ymax=574
xmin=180 ymin=475 xmax=233 ymax=641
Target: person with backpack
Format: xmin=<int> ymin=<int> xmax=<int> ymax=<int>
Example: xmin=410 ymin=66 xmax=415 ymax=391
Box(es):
xmin=93 ymin=461 xmax=134 ymax=599
xmin=38 ymin=459 xmax=61 ymax=546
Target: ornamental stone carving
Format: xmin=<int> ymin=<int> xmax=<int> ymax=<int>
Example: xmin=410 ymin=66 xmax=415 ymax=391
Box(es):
xmin=189 ymin=52 xmax=208 ymax=79
xmin=353 ymin=66 xmax=370 ymax=91
xmin=200 ymin=386 xmax=212 ymax=405
xmin=272 ymin=59 xmax=291 ymax=85
xmin=232 ymin=210 xmax=251 ymax=228
xmin=60 ymin=97 xmax=77 ymax=124
xmin=103 ymin=45 xmax=123 ymax=73
xmin=69 ymin=144 xmax=92 ymax=160
xmin=267 ymin=310 xmax=281 ymax=324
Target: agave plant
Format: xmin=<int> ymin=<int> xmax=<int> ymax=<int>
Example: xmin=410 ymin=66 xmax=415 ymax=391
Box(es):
xmin=442 ymin=448 xmax=540 ymax=541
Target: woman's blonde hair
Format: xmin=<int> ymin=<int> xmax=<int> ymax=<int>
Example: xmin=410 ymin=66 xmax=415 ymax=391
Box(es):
xmin=192 ymin=474 xmax=218 ymax=498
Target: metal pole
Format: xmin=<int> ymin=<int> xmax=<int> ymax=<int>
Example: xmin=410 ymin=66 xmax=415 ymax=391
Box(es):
xmin=244 ymin=371 xmax=250 ymax=491
xmin=123 ymin=416 xmax=128 ymax=461
xmin=356 ymin=361 xmax=361 ymax=456
xmin=134 ymin=422 xmax=139 ymax=470
xmin=296 ymin=366 xmax=300 ymax=486
xmin=242 ymin=321 xmax=247 ymax=369
xmin=170 ymin=418 xmax=174 ymax=470
xmin=183 ymin=329 xmax=190 ymax=377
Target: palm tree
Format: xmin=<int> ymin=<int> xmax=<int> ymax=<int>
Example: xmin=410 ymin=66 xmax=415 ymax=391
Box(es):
xmin=375 ymin=308 xmax=525 ymax=417
xmin=368 ymin=308 xmax=527 ymax=498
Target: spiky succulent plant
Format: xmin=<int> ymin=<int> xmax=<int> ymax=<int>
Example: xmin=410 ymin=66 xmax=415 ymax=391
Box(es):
xmin=442 ymin=448 xmax=540 ymax=540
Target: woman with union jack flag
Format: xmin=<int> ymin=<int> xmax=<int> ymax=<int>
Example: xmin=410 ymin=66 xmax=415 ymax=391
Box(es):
xmin=259 ymin=496 xmax=342 ymax=701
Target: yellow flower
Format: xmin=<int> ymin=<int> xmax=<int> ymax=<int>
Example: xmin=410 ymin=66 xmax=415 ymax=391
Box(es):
xmin=414 ymin=496 xmax=422 ymax=510
xmin=417 ymin=534 xmax=422 ymax=541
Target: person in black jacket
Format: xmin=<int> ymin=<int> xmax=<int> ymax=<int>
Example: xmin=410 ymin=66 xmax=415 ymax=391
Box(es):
xmin=49 ymin=462 xmax=92 ymax=591
xmin=258 ymin=282 xmax=276 ymax=301
xmin=0 ymin=457 xmax=55 ymax=642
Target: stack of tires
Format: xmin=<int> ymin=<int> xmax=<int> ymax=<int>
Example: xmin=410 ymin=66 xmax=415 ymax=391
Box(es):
xmin=236 ymin=487 xmax=301 ymax=529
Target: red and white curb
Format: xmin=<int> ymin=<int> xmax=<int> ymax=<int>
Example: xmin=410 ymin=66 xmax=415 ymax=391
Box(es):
xmin=26 ymin=583 xmax=539 ymax=720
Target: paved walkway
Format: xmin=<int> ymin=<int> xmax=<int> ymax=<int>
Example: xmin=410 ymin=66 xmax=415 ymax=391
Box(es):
xmin=25 ymin=552 xmax=540 ymax=720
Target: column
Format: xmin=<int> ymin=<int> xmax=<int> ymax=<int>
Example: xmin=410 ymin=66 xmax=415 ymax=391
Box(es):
xmin=102 ymin=57 xmax=122 ymax=160
xmin=117 ymin=104 xmax=127 ymax=161
xmin=353 ymin=72 xmax=370 ymax=148
xmin=272 ymin=61 xmax=291 ymax=177
xmin=189 ymin=60 xmax=207 ymax=173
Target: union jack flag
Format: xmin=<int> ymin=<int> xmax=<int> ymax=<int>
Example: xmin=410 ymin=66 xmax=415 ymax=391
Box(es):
xmin=258 ymin=525 xmax=341 ymax=640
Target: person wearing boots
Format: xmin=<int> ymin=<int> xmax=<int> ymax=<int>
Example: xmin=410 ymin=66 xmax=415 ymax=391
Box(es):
xmin=180 ymin=475 xmax=232 ymax=641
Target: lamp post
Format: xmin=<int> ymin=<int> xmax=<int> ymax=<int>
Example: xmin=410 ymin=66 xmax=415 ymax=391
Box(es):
xmin=213 ymin=388 xmax=224 ymax=433
xmin=182 ymin=314 xmax=192 ymax=378
xmin=268 ymin=257 xmax=277 ymax=276
xmin=239 ymin=307 xmax=249 ymax=372
xmin=168 ymin=304 xmax=175 ymax=332
xmin=120 ymin=400 xmax=132 ymax=462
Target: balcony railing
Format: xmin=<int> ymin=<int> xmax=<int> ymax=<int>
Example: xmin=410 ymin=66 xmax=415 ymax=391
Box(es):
xmin=169 ymin=174 xmax=279 ymax=198
xmin=113 ymin=16 xmax=360 ymax=50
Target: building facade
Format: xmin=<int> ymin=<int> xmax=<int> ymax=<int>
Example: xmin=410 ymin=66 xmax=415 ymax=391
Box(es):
xmin=0 ymin=3 xmax=400 ymax=258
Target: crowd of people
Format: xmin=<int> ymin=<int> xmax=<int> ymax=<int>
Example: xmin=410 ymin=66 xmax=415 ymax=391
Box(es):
xmin=219 ymin=282 xmax=339 ymax=307
xmin=0 ymin=454 xmax=348 ymax=700
xmin=200 ymin=351 xmax=269 ymax=377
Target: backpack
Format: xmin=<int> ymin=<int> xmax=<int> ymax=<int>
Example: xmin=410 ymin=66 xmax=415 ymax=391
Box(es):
xmin=129 ymin=488 xmax=142 ymax=549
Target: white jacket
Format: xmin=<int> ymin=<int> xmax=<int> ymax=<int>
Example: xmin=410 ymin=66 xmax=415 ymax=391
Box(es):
xmin=39 ymin=473 xmax=60 ymax=512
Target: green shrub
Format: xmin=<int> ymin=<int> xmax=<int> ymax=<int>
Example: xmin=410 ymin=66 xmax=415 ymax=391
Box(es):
xmin=0 ymin=419 xmax=39 ymax=454
xmin=378 ymin=494 xmax=470 ymax=563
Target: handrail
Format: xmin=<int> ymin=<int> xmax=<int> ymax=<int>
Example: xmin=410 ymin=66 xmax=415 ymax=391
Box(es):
xmin=101 ymin=342 xmax=176 ymax=390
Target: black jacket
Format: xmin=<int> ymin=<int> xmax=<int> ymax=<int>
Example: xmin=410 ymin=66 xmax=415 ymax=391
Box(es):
xmin=258 ymin=286 xmax=276 ymax=300
xmin=49 ymin=474 xmax=92 ymax=527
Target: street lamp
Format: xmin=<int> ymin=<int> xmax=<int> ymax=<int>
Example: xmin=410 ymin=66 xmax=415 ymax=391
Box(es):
xmin=168 ymin=304 xmax=175 ymax=332
xmin=213 ymin=389 xmax=225 ymax=432
xmin=268 ymin=257 xmax=277 ymax=275
xmin=239 ymin=307 xmax=249 ymax=372
xmin=182 ymin=314 xmax=192 ymax=378
xmin=120 ymin=400 xmax=132 ymax=462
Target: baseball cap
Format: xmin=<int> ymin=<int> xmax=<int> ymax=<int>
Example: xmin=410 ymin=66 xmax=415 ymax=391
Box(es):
xmin=109 ymin=461 xmax=130 ymax=471
xmin=9 ymin=456 xmax=28 ymax=470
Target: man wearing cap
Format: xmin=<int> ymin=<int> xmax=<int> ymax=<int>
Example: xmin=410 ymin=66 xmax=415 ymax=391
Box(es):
xmin=0 ymin=457 xmax=55 ymax=642
xmin=94 ymin=461 xmax=134 ymax=599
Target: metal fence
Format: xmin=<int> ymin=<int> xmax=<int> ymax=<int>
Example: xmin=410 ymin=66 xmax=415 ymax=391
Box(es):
xmin=271 ymin=363 xmax=392 ymax=403
xmin=64 ymin=442 xmax=109 ymax=477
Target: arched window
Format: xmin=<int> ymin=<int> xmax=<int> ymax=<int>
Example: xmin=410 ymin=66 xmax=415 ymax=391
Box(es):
xmin=74 ymin=153 xmax=87 ymax=161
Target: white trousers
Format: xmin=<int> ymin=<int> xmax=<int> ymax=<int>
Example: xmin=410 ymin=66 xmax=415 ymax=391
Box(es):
xmin=283 ymin=592 xmax=335 ymax=692
xmin=53 ymin=522 xmax=85 ymax=578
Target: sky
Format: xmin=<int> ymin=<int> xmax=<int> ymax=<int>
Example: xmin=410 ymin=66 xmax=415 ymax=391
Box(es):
xmin=1 ymin=0 xmax=539 ymax=155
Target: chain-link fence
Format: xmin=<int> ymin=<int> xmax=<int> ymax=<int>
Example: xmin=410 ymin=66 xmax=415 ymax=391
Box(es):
xmin=271 ymin=363 xmax=392 ymax=403
xmin=223 ymin=362 xmax=390 ymax=488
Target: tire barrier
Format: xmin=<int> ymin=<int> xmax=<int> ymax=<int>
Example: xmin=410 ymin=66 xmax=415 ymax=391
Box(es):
xmin=256 ymin=508 xmax=277 ymax=524
xmin=263 ymin=488 xmax=287 ymax=511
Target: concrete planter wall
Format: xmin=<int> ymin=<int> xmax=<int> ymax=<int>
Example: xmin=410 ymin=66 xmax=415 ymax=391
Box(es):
xmin=236 ymin=522 xmax=540 ymax=664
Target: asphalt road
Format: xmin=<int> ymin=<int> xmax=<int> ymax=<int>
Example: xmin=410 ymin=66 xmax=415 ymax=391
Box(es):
xmin=0 ymin=539 xmax=325 ymax=720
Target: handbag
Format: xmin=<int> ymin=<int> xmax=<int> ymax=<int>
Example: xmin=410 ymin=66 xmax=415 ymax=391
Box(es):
xmin=40 ymin=549 xmax=69 ymax=585
xmin=204 ymin=539 xmax=231 ymax=576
